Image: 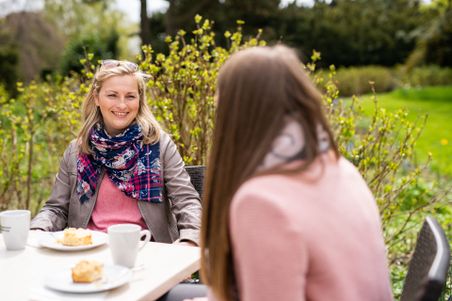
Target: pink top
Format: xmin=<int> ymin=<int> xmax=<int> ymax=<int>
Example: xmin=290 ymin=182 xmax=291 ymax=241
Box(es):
xmin=209 ymin=155 xmax=393 ymax=301
xmin=87 ymin=176 xmax=148 ymax=232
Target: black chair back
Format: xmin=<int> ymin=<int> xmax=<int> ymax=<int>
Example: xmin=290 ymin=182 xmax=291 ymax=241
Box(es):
xmin=401 ymin=216 xmax=451 ymax=301
xmin=185 ymin=165 xmax=205 ymax=200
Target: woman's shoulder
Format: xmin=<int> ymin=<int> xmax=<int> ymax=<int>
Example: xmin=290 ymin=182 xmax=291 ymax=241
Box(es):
xmin=66 ymin=139 xmax=79 ymax=153
xmin=153 ymin=130 xmax=175 ymax=151
xmin=143 ymin=129 xmax=170 ymax=146
xmin=232 ymin=173 xmax=294 ymax=210
xmin=158 ymin=130 xmax=171 ymax=143
xmin=240 ymin=173 xmax=289 ymax=192
xmin=335 ymin=156 xmax=367 ymax=181
xmin=231 ymin=155 xmax=358 ymax=205
xmin=67 ymin=139 xmax=78 ymax=149
xmin=230 ymin=175 xmax=299 ymax=232
xmin=62 ymin=139 xmax=80 ymax=162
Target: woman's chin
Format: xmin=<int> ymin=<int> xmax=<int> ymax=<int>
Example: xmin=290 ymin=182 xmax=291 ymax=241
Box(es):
xmin=106 ymin=124 xmax=132 ymax=136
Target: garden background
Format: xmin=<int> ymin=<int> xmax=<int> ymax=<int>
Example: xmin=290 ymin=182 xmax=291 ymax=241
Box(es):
xmin=0 ymin=0 xmax=451 ymax=299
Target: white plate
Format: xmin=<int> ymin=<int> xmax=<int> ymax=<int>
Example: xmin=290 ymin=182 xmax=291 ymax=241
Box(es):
xmin=45 ymin=264 xmax=132 ymax=293
xmin=39 ymin=231 xmax=108 ymax=251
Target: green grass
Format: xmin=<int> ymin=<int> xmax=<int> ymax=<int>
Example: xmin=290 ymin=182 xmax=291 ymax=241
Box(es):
xmin=357 ymin=86 xmax=452 ymax=298
xmin=359 ymin=86 xmax=452 ymax=176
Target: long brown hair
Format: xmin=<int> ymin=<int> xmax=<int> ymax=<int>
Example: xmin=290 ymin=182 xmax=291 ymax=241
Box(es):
xmin=77 ymin=61 xmax=161 ymax=154
xmin=200 ymin=45 xmax=339 ymax=300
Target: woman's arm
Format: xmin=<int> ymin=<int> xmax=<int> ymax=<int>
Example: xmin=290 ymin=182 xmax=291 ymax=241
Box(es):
xmin=229 ymin=186 xmax=308 ymax=301
xmin=160 ymin=133 xmax=202 ymax=245
xmin=30 ymin=142 xmax=75 ymax=231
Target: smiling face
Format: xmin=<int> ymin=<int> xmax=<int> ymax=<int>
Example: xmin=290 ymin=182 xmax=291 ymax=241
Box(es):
xmin=95 ymin=75 xmax=140 ymax=136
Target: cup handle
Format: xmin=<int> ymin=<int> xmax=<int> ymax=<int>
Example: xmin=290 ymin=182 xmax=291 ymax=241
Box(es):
xmin=138 ymin=229 xmax=151 ymax=251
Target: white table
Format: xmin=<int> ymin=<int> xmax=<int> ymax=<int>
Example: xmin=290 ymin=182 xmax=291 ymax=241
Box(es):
xmin=0 ymin=231 xmax=200 ymax=301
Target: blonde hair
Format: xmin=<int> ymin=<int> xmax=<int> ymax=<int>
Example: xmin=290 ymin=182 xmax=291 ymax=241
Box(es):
xmin=77 ymin=61 xmax=161 ymax=154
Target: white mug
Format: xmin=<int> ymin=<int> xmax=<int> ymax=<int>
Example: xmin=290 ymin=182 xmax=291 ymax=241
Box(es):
xmin=0 ymin=210 xmax=31 ymax=250
xmin=108 ymin=224 xmax=151 ymax=268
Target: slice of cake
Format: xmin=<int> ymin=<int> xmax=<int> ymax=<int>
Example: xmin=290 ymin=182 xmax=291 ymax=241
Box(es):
xmin=71 ymin=260 xmax=103 ymax=283
xmin=59 ymin=228 xmax=92 ymax=246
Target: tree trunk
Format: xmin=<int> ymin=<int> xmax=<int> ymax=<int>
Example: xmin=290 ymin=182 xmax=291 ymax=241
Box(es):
xmin=140 ymin=0 xmax=151 ymax=47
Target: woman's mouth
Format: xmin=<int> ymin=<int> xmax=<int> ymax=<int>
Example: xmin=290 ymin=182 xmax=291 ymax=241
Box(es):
xmin=112 ymin=111 xmax=128 ymax=117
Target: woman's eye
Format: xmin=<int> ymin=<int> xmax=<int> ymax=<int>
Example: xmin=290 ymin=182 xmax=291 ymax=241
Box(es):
xmin=107 ymin=94 xmax=116 ymax=98
xmin=127 ymin=95 xmax=136 ymax=99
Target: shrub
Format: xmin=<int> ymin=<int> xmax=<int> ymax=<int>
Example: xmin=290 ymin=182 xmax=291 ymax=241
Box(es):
xmin=0 ymin=43 xmax=19 ymax=96
xmin=60 ymin=30 xmax=120 ymax=76
xmin=0 ymin=74 xmax=87 ymax=212
xmin=317 ymin=65 xmax=396 ymax=97
xmin=317 ymin=64 xmax=452 ymax=97
xmin=395 ymin=65 xmax=452 ymax=87
xmin=139 ymin=16 xmax=265 ymax=165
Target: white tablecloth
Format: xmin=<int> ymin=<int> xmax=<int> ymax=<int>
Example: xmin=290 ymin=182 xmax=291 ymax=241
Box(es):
xmin=0 ymin=231 xmax=200 ymax=301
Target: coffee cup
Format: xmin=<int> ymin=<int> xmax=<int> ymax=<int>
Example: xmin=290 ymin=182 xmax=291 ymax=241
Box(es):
xmin=107 ymin=224 xmax=151 ymax=268
xmin=0 ymin=210 xmax=31 ymax=250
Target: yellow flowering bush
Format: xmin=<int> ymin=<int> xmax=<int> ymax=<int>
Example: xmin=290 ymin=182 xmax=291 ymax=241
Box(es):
xmin=140 ymin=16 xmax=265 ymax=164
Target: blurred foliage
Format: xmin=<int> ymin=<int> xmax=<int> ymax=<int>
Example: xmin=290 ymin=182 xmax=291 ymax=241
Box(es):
xmin=43 ymin=0 xmax=111 ymax=40
xmin=144 ymin=0 xmax=279 ymax=55
xmin=280 ymin=0 xmax=426 ymax=67
xmin=143 ymin=12 xmax=167 ymax=54
xmin=0 ymin=0 xmax=130 ymax=84
xmin=316 ymin=65 xmax=452 ymax=96
xmin=395 ymin=65 xmax=452 ymax=87
xmin=147 ymin=0 xmax=432 ymax=68
xmin=407 ymin=0 xmax=452 ymax=68
xmin=0 ymin=76 xmax=86 ymax=212
xmin=145 ymin=0 xmax=451 ymax=70
xmin=420 ymin=5 xmax=452 ymax=67
xmin=60 ymin=30 xmax=120 ymax=76
xmin=43 ymin=0 xmax=128 ymax=76
xmin=0 ymin=44 xmax=18 ymax=96
xmin=318 ymin=66 xmax=396 ymax=96
xmin=139 ymin=16 xmax=266 ymax=164
xmin=161 ymin=0 xmax=279 ymax=38
xmin=1 ymin=0 xmax=451 ymax=88
xmin=359 ymin=86 xmax=452 ymax=179
xmin=0 ymin=16 xmax=450 ymax=297
xmin=0 ymin=11 xmax=64 ymax=88
xmin=0 ymin=20 xmax=18 ymax=95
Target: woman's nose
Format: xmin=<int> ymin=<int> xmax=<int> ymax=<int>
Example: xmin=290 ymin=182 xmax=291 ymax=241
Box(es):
xmin=116 ymin=97 xmax=127 ymax=108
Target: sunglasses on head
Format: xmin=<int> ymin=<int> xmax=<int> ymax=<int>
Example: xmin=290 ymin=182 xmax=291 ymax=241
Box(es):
xmin=101 ymin=59 xmax=139 ymax=71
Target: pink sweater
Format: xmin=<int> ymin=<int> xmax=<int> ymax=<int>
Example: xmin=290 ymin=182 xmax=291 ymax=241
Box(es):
xmin=87 ymin=176 xmax=147 ymax=232
xmin=210 ymin=155 xmax=393 ymax=300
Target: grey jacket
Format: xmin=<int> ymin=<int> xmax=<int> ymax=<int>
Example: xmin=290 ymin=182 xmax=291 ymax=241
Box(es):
xmin=31 ymin=132 xmax=202 ymax=245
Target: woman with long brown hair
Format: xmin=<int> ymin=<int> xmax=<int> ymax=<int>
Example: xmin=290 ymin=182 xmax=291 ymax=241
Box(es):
xmin=195 ymin=45 xmax=393 ymax=300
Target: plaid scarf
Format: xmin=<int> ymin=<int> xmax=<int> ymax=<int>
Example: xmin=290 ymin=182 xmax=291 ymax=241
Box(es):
xmin=76 ymin=123 xmax=163 ymax=203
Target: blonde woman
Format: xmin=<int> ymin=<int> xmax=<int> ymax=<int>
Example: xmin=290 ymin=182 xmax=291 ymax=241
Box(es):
xmin=31 ymin=60 xmax=201 ymax=246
